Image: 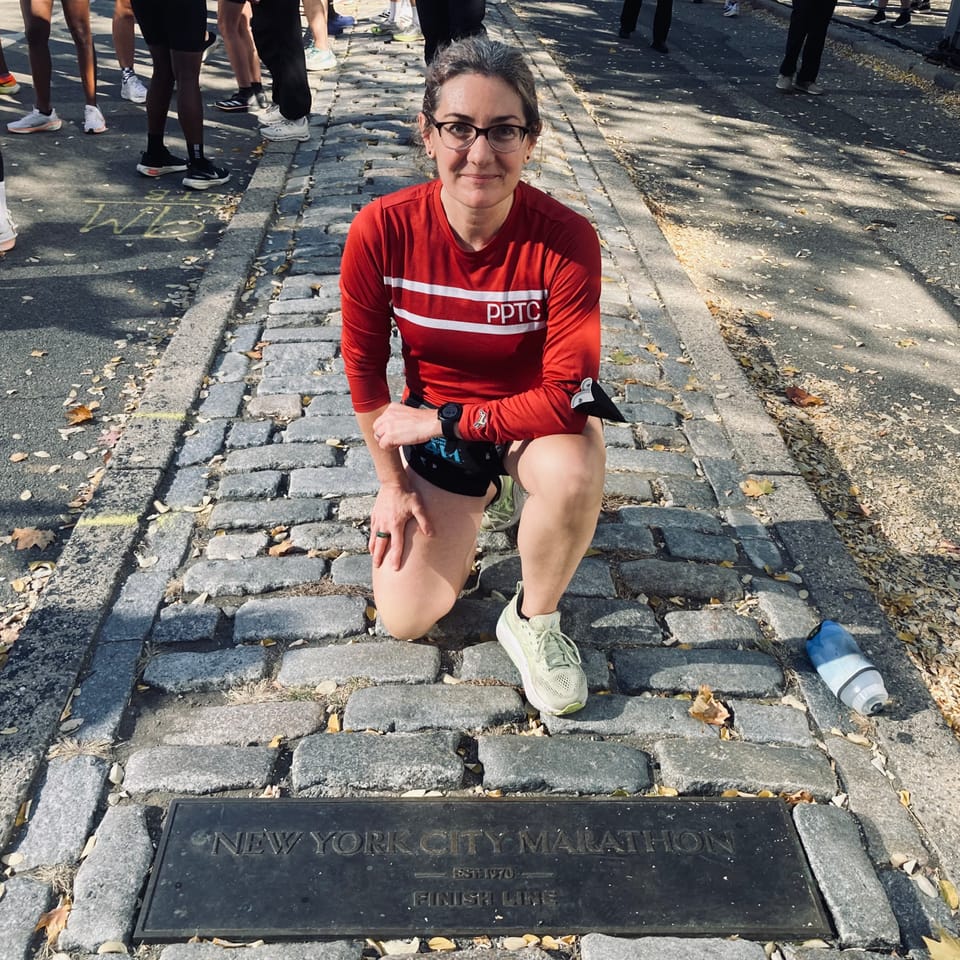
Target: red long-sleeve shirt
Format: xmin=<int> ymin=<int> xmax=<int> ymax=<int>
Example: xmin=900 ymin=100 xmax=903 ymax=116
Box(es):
xmin=339 ymin=178 xmax=601 ymax=442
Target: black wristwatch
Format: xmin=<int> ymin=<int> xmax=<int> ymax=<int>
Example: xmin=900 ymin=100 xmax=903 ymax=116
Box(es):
xmin=437 ymin=402 xmax=463 ymax=441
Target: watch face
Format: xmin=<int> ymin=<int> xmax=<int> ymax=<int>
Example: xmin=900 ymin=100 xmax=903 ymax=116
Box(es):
xmin=439 ymin=402 xmax=461 ymax=420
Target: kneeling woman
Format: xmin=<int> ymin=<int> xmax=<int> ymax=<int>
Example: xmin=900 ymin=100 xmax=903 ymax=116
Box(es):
xmin=340 ymin=36 xmax=604 ymax=717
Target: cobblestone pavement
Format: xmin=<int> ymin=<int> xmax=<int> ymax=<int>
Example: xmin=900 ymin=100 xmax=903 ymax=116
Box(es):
xmin=2 ymin=2 xmax=960 ymax=959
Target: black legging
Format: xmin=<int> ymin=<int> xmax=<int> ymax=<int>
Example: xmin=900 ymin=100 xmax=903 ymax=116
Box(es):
xmin=251 ymin=0 xmax=311 ymax=120
xmin=778 ymin=0 xmax=837 ymax=84
xmin=620 ymin=0 xmax=673 ymax=46
xmin=416 ymin=0 xmax=486 ymax=64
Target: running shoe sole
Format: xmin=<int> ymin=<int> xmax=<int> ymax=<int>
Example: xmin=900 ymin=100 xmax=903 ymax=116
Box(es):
xmin=137 ymin=162 xmax=189 ymax=177
xmin=182 ymin=172 xmax=230 ymax=190
xmin=8 ymin=119 xmax=62 ymax=134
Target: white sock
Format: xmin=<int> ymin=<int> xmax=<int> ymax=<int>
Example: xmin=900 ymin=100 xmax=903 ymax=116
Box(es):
xmin=0 ymin=181 xmax=7 ymax=214
xmin=410 ymin=6 xmax=420 ymax=28
xmin=398 ymin=0 xmax=412 ymax=21
xmin=388 ymin=1 xmax=398 ymax=21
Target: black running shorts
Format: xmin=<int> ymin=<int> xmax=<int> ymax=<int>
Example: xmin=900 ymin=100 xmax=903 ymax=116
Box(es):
xmin=131 ymin=0 xmax=207 ymax=52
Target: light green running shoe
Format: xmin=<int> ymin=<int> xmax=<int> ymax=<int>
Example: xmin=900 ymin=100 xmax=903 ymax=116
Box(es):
xmin=496 ymin=582 xmax=587 ymax=716
xmin=480 ymin=475 xmax=524 ymax=533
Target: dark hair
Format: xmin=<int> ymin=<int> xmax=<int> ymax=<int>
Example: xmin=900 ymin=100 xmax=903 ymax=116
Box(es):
xmin=422 ymin=36 xmax=542 ymax=137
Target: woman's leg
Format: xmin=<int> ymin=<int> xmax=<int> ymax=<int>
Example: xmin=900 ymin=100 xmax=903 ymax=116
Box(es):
xmin=170 ymin=49 xmax=204 ymax=146
xmin=372 ymin=468 xmax=488 ymax=640
xmin=112 ymin=0 xmax=135 ymax=71
xmin=20 ymin=0 xmax=54 ymax=112
xmin=61 ymin=0 xmax=98 ymax=105
xmin=143 ymin=44 xmax=174 ymax=137
xmin=505 ymin=418 xmax=605 ymax=618
xmin=218 ymin=0 xmax=254 ymax=86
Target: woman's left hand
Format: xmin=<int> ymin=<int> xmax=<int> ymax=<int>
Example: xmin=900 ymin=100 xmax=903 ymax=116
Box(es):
xmin=371 ymin=402 xmax=443 ymax=449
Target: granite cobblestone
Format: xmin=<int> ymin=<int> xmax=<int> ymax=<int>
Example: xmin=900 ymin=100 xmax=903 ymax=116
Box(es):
xmin=477 ymin=735 xmax=652 ymax=794
xmin=58 ymin=805 xmax=153 ymax=953
xmin=122 ymin=745 xmax=277 ymax=794
xmin=233 ymin=594 xmax=368 ymax=641
xmin=277 ymin=640 xmax=441 ymax=686
xmin=342 ymin=684 xmax=526 ymax=733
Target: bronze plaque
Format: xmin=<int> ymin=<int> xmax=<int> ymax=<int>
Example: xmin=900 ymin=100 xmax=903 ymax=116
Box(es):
xmin=135 ymin=797 xmax=830 ymax=940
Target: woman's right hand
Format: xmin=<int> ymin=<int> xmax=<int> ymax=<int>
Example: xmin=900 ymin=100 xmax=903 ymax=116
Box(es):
xmin=368 ymin=482 xmax=434 ymax=571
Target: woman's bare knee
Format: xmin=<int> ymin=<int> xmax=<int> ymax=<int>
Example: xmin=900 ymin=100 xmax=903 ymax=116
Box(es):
xmin=376 ymin=601 xmax=448 ymax=641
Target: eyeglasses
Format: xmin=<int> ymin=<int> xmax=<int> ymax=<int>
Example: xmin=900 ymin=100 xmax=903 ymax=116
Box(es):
xmin=426 ymin=115 xmax=529 ymax=154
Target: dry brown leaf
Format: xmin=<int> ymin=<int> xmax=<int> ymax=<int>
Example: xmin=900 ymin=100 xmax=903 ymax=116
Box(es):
xmin=268 ymin=540 xmax=297 ymax=557
xmin=427 ymin=936 xmax=457 ymax=951
xmin=503 ymin=936 xmax=539 ymax=950
xmin=688 ymin=684 xmax=730 ymax=726
xmin=35 ymin=896 xmax=71 ymax=947
xmin=740 ymin=477 xmax=776 ymax=498
xmin=780 ymin=790 xmax=815 ymax=806
xmin=924 ymin=929 xmax=960 ymax=959
xmin=11 ymin=527 xmax=56 ymax=551
xmin=9 ymin=452 xmax=28 ymax=462
xmin=326 ymin=713 xmax=341 ymax=733
xmin=65 ymin=404 xmax=95 ymax=425
xmin=785 ymin=385 xmax=825 ymax=407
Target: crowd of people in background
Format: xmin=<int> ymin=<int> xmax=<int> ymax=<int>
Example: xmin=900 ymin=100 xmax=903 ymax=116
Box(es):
xmin=0 ymin=0 xmax=940 ymax=257
xmin=0 ymin=1 xmax=488 ymax=254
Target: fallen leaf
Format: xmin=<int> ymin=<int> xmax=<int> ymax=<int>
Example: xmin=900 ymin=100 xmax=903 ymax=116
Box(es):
xmin=689 ymin=684 xmax=730 ymax=726
xmin=268 ymin=540 xmax=297 ymax=557
xmin=65 ymin=405 xmax=95 ymax=425
xmin=740 ymin=477 xmax=776 ymax=497
xmin=96 ymin=942 xmax=128 ymax=954
xmin=427 ymin=936 xmax=457 ymax=951
xmin=10 ymin=528 xmax=56 ymax=551
xmin=368 ymin=938 xmax=421 ymax=956
xmin=35 ymin=897 xmax=71 ymax=947
xmin=779 ymin=790 xmax=815 ymax=806
xmin=785 ymin=385 xmax=825 ymax=407
xmin=326 ymin=713 xmax=341 ymax=733
xmin=9 ymin=452 xmax=28 ymax=463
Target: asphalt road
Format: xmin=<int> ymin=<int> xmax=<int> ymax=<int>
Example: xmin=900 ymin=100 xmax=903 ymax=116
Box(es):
xmin=513 ymin=0 xmax=960 ymax=549
xmin=0 ymin=0 xmax=266 ymax=593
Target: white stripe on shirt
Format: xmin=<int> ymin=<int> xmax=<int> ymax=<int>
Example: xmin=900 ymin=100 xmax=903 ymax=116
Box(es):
xmin=384 ymin=276 xmax=546 ymax=303
xmin=393 ymin=306 xmax=546 ymax=335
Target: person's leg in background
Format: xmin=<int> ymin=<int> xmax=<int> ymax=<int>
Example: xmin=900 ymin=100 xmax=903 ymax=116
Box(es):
xmin=650 ymin=0 xmax=672 ymax=52
xmin=62 ymin=0 xmax=105 ymax=131
xmin=0 ymin=35 xmax=21 ymax=93
xmin=415 ymin=0 xmax=447 ymax=63
xmin=619 ymin=0 xmax=643 ymax=38
xmin=251 ymin=0 xmax=311 ymax=141
xmin=215 ymin=0 xmax=267 ymax=110
xmin=303 ymin=0 xmax=336 ymax=71
xmin=113 ymin=0 xmax=148 ymax=102
xmin=0 ymin=147 xmax=17 ymax=254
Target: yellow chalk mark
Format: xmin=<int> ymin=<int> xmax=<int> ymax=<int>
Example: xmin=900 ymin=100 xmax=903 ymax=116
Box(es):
xmin=75 ymin=514 xmax=140 ymax=527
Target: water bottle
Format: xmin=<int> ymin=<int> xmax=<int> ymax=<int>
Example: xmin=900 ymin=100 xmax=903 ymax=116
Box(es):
xmin=806 ymin=621 xmax=888 ymax=715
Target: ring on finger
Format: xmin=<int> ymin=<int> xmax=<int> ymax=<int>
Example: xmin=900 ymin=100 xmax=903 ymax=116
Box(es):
xmin=375 ymin=531 xmax=391 ymax=539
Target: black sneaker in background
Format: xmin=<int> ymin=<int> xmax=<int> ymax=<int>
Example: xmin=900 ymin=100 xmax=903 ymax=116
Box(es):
xmin=215 ymin=90 xmax=254 ymax=112
xmin=136 ymin=149 xmax=189 ymax=178
xmin=182 ymin=161 xmax=230 ymax=191
xmin=868 ymin=9 xmax=886 ymax=21
xmin=891 ymin=11 xmax=911 ymax=26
